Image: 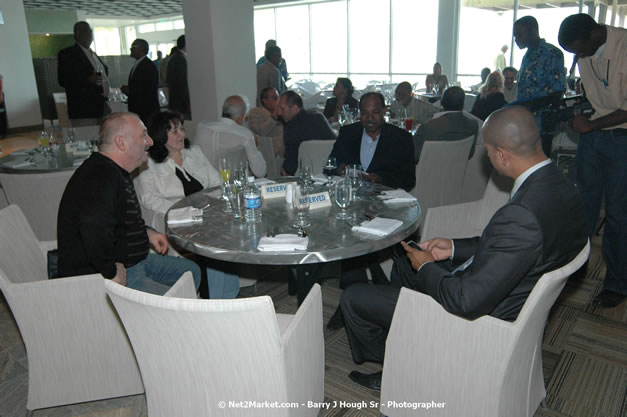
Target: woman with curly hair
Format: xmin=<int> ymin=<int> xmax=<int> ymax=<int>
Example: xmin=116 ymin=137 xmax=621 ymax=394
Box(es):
xmin=471 ymin=71 xmax=508 ymax=121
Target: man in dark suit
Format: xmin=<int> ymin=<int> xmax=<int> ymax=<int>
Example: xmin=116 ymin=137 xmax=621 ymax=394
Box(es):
xmin=342 ymin=106 xmax=588 ymax=391
xmin=58 ymin=22 xmax=109 ymax=124
xmin=413 ymin=86 xmax=478 ymax=164
xmin=167 ymin=35 xmax=191 ymax=119
xmin=121 ymin=39 xmax=160 ymax=125
xmin=330 ymin=92 xmax=416 ymax=191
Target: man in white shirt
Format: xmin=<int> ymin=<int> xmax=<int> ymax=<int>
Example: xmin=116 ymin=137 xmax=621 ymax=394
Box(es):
xmin=502 ymin=67 xmax=518 ymax=103
xmin=559 ymin=14 xmax=627 ymax=308
xmin=194 ymin=95 xmax=267 ymax=178
xmin=389 ymin=82 xmax=438 ymax=125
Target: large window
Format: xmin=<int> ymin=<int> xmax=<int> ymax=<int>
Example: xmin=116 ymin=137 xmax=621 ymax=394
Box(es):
xmin=254 ymin=0 xmax=438 ymax=89
xmin=93 ymin=27 xmax=121 ymax=56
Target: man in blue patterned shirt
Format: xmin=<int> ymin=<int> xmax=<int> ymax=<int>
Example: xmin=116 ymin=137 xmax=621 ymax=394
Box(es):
xmin=514 ymin=16 xmax=566 ymax=101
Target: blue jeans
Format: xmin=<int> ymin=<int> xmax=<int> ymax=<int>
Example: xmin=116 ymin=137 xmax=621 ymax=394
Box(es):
xmin=206 ymin=268 xmax=240 ymax=299
xmin=576 ymin=129 xmax=627 ymax=295
xmin=126 ymin=253 xmax=201 ymax=295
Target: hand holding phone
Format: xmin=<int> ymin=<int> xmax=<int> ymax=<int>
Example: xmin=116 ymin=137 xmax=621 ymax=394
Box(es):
xmin=405 ymin=240 xmax=423 ymax=251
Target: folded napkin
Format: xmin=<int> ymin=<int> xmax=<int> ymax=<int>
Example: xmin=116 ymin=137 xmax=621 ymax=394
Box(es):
xmin=167 ymin=207 xmax=203 ymax=225
xmin=352 ymin=217 xmax=403 ymax=236
xmin=312 ymin=173 xmax=328 ymax=184
xmin=378 ymin=189 xmax=417 ymax=204
xmin=253 ymin=178 xmax=276 ymax=185
xmin=257 ymin=234 xmax=309 ymax=252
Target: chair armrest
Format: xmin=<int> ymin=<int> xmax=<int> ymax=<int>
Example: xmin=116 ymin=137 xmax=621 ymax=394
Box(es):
xmin=164 ymin=271 xmax=197 ymax=299
xmin=280 ymin=283 xmax=324 ymax=407
xmin=38 ymin=240 xmax=58 ymax=257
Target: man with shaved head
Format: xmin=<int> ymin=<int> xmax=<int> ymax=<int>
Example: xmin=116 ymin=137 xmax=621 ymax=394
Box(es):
xmin=341 ymin=106 xmax=587 ymax=391
xmin=57 ymin=112 xmax=201 ymax=294
xmin=389 ymin=81 xmax=438 ymax=125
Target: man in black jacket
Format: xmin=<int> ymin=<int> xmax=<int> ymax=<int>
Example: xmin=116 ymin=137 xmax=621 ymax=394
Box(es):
xmin=58 ymin=22 xmax=109 ymax=124
xmin=121 ymin=39 xmax=160 ymax=125
xmin=342 ymin=106 xmax=587 ymax=391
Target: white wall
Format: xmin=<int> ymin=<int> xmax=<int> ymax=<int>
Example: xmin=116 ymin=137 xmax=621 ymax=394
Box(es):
xmin=183 ymin=0 xmax=256 ymax=123
xmin=0 ymin=0 xmax=42 ymax=128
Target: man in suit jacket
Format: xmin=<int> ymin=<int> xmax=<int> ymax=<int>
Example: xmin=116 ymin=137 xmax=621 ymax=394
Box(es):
xmin=167 ymin=35 xmax=191 ymax=119
xmin=121 ymin=39 xmax=160 ymax=125
xmin=341 ymin=106 xmax=588 ymax=391
xmin=58 ymin=21 xmax=109 ymax=123
xmin=413 ymin=86 xmax=478 ymax=164
xmin=330 ymin=92 xmax=416 ymax=191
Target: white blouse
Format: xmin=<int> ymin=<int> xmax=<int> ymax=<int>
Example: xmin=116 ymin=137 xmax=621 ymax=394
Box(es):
xmin=138 ymin=145 xmax=221 ymax=214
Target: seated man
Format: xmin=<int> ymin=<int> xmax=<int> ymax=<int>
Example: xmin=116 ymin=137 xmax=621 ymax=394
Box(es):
xmin=502 ymin=66 xmax=518 ymax=103
xmin=389 ymin=81 xmax=438 ymax=125
xmin=341 ymin=106 xmax=588 ymax=391
xmin=246 ymin=87 xmax=284 ymax=158
xmin=330 ymin=92 xmax=415 ymax=191
xmin=57 ymin=112 xmax=201 ymax=295
xmin=195 ymin=95 xmax=267 ymax=178
xmin=279 ymin=90 xmax=336 ymax=176
xmin=413 ymin=86 xmax=479 ymax=164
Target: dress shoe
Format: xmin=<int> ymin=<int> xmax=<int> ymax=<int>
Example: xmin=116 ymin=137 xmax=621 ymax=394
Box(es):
xmin=349 ymin=370 xmax=382 ymax=392
xmin=593 ymin=289 xmax=626 ymax=308
xmin=326 ymin=306 xmax=345 ymax=330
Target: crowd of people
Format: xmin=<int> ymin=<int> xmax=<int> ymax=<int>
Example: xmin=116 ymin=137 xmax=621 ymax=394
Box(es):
xmin=48 ymin=12 xmax=624 ymax=396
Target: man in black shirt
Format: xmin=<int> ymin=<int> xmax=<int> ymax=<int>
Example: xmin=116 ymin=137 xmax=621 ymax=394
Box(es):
xmin=57 ymin=112 xmax=201 ymax=294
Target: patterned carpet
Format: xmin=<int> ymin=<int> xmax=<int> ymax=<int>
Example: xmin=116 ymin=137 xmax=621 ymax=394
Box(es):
xmin=0 ymin=235 xmax=625 ymax=417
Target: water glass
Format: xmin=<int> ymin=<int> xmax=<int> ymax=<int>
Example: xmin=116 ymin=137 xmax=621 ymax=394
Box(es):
xmin=292 ymin=184 xmax=311 ymax=228
xmin=226 ymin=183 xmax=243 ymax=219
xmin=299 ymin=158 xmax=313 ymax=187
xmin=323 ymin=157 xmax=337 ymax=187
xmin=346 ymin=164 xmax=362 ymax=197
xmin=335 ymin=180 xmax=353 ymax=219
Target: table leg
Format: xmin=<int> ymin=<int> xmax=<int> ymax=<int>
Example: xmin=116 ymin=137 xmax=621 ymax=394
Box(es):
xmin=290 ymin=264 xmax=322 ymax=305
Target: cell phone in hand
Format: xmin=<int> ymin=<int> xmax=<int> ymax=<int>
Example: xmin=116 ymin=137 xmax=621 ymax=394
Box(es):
xmin=406 ymin=240 xmax=423 ymax=251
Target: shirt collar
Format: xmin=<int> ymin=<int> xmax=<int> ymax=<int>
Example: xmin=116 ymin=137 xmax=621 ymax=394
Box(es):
xmin=219 ymin=117 xmax=238 ymax=126
xmin=593 ymin=42 xmax=606 ymax=59
xmin=511 ymin=159 xmax=551 ymax=199
xmin=361 ymin=128 xmax=380 ymax=143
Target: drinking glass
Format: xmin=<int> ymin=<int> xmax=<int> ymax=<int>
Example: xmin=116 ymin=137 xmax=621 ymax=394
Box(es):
xmin=337 ymin=111 xmax=345 ymax=126
xmin=219 ymin=158 xmax=232 ymax=212
xmin=346 ymin=164 xmax=362 ymax=198
xmin=225 ymin=183 xmax=243 ymax=220
xmin=323 ymin=157 xmax=337 ymax=186
xmin=397 ymin=107 xmax=407 ymax=129
xmin=335 ymin=179 xmax=353 ymax=219
xmin=292 ymin=184 xmax=311 ymax=228
xmin=299 ymin=158 xmax=313 ymax=187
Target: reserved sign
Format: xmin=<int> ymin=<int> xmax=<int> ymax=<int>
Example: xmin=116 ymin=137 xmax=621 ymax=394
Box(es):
xmin=306 ymin=191 xmax=332 ymax=209
xmin=261 ymin=182 xmax=296 ymax=199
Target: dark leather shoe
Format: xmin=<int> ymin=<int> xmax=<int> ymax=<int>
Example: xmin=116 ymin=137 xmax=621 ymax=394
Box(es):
xmin=326 ymin=306 xmax=345 ymax=330
xmin=349 ymin=370 xmax=382 ymax=392
xmin=593 ymin=289 xmax=626 ymax=308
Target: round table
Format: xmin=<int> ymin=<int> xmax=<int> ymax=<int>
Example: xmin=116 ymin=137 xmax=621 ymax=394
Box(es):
xmin=167 ymin=178 xmax=421 ymax=302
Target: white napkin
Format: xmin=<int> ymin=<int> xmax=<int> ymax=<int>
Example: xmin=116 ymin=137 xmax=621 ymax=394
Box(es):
xmin=257 ymin=234 xmax=309 ymax=252
xmin=167 ymin=207 xmax=203 ymax=225
xmin=352 ymin=217 xmax=403 ymax=236
xmin=378 ymin=189 xmax=417 ymax=204
xmin=253 ymin=178 xmax=275 ymax=185
xmin=312 ymin=173 xmax=328 ymax=184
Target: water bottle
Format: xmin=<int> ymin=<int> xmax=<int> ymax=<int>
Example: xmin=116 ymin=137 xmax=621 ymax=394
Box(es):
xmin=244 ymin=182 xmax=262 ymax=223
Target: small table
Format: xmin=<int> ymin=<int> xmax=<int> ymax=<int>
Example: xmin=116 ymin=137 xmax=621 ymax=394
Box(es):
xmin=167 ymin=179 xmax=421 ymax=302
xmin=0 ymin=145 xmax=88 ymax=173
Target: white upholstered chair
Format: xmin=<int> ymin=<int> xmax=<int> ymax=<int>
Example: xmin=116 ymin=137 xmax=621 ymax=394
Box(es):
xmin=52 ymin=92 xmax=70 ymax=128
xmin=193 ymin=121 xmax=250 ymax=173
xmin=380 ymin=240 xmax=590 ymax=417
xmin=460 ymin=120 xmax=492 ymax=203
xmin=0 ymin=170 xmax=74 ymax=241
xmin=411 ymin=135 xmax=475 ymax=217
xmin=104 ymin=279 xmax=324 ymax=417
xmin=258 ymin=135 xmax=283 ymax=177
xmin=0 ymin=205 xmax=144 ymax=415
xmin=296 ymin=139 xmax=336 ymax=175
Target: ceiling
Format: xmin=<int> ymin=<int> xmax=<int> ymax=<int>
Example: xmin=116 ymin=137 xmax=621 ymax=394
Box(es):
xmin=22 ymin=0 xmax=183 ymax=18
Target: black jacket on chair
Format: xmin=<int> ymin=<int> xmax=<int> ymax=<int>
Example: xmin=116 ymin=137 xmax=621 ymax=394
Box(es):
xmin=58 ymin=43 xmax=108 ymax=119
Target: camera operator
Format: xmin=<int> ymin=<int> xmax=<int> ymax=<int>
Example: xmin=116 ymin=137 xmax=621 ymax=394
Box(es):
xmin=558 ymin=14 xmax=627 ymax=308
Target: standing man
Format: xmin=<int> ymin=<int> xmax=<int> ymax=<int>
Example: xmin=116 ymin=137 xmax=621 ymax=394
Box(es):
xmin=57 ymin=113 xmax=201 ymax=295
xmin=256 ymin=40 xmax=289 ymax=83
xmin=341 ymin=106 xmax=587 ymax=390
xmin=58 ymin=21 xmax=110 ymax=125
xmin=502 ymin=66 xmax=518 ymax=103
xmin=514 ymin=16 xmax=566 ymax=101
xmin=167 ymin=35 xmax=191 ymax=119
xmin=256 ymin=45 xmax=285 ymax=107
xmin=121 ymin=39 xmax=160 ymax=125
xmin=559 ymin=14 xmax=627 ymax=308
xmin=494 ymin=44 xmax=508 ymax=72
xmin=278 ymin=90 xmax=336 ymax=176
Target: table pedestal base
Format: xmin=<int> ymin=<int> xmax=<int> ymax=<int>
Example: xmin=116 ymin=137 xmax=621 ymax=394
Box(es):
xmin=289 ymin=264 xmax=322 ymax=305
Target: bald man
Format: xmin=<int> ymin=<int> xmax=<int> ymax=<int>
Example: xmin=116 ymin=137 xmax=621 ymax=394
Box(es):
xmin=57 ymin=113 xmax=201 ymax=294
xmin=342 ymin=106 xmax=587 ymax=391
xmin=389 ymin=81 xmax=438 ymax=125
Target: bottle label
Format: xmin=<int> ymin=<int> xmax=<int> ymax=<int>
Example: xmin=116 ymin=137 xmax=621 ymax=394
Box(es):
xmin=245 ymin=196 xmax=261 ymax=209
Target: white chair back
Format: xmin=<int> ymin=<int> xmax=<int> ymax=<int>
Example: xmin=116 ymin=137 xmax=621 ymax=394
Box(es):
xmin=105 ymin=280 xmax=324 ymax=417
xmin=53 ymin=92 xmax=70 ymax=128
xmin=0 ymin=205 xmax=144 ymax=412
xmin=193 ymin=121 xmax=249 ymax=171
xmin=0 ymin=170 xmax=74 ymax=241
xmin=296 ymin=139 xmax=336 ymax=175
xmin=258 ymin=135 xmax=283 ymax=177
xmin=412 ymin=135 xmax=474 ymax=214
xmin=380 ymin=241 xmax=590 ymax=417
xmin=461 ymin=116 xmax=491 ymax=202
